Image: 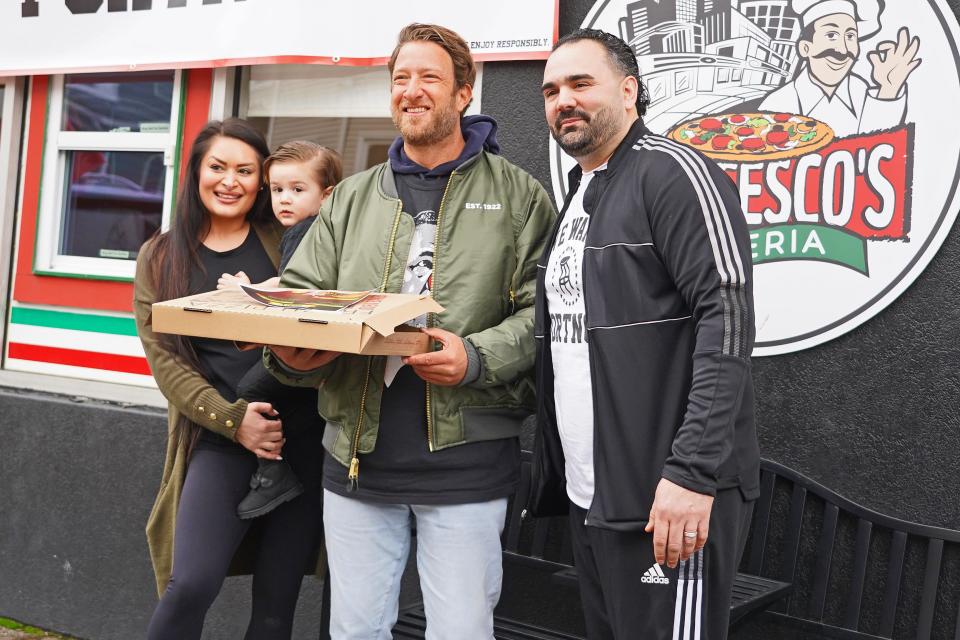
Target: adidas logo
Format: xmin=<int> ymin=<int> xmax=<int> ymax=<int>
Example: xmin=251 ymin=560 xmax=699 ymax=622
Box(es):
xmin=641 ymin=563 xmax=670 ymax=585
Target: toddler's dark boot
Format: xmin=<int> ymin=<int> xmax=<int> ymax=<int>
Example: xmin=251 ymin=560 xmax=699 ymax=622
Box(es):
xmin=237 ymin=459 xmax=304 ymax=519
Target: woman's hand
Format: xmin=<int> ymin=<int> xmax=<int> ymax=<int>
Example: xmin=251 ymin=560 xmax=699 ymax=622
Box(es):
xmin=217 ymin=271 xmax=251 ymax=290
xmin=235 ymin=401 xmax=285 ymax=460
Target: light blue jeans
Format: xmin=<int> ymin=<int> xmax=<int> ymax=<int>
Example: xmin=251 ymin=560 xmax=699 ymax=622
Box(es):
xmin=322 ymin=490 xmax=508 ymax=640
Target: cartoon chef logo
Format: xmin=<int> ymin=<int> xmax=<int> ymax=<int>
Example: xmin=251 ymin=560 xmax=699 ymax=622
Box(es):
xmin=760 ymin=0 xmax=920 ymax=137
xmin=553 ymin=0 xmax=960 ymax=356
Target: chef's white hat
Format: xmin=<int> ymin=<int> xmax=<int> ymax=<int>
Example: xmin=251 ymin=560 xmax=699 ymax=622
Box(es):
xmin=792 ymin=0 xmax=883 ymax=40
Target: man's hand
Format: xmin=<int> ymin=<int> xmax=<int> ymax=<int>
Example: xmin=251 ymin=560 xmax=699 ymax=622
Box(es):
xmin=235 ymin=401 xmax=285 ymax=460
xmin=870 ymin=27 xmax=921 ymax=100
xmin=402 ymin=327 xmax=467 ymax=386
xmin=644 ymin=477 xmax=715 ymax=568
xmin=268 ymin=346 xmax=341 ymax=371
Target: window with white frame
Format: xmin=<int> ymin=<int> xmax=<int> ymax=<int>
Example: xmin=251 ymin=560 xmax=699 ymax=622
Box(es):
xmin=0 ymin=77 xmax=21 ymax=352
xmin=35 ymin=71 xmax=182 ymax=279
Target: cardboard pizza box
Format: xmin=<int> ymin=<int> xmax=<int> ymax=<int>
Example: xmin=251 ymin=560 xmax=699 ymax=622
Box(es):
xmin=151 ymin=287 xmax=443 ymax=356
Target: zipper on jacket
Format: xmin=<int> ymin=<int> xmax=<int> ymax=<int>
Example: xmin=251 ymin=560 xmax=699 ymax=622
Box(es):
xmin=346 ymin=358 xmax=374 ymax=491
xmin=424 ymin=171 xmax=456 ymax=453
xmin=580 ymin=184 xmax=602 ymax=526
xmin=346 ymin=199 xmax=404 ymax=490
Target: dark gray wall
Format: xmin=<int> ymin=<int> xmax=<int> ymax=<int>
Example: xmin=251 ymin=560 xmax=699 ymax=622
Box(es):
xmin=0 ymin=387 xmax=326 ymax=639
xmin=485 ymin=0 xmax=960 ymax=530
xmin=0 ymin=386 xmax=422 ymax=639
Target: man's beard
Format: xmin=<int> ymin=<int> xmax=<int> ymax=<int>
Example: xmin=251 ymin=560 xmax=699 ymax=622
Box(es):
xmin=393 ymin=95 xmax=459 ymax=146
xmin=550 ymin=104 xmax=620 ymax=157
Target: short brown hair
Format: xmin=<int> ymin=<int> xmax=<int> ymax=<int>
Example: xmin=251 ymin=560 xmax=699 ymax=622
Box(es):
xmin=388 ymin=23 xmax=476 ymax=114
xmin=263 ymin=141 xmax=342 ymax=190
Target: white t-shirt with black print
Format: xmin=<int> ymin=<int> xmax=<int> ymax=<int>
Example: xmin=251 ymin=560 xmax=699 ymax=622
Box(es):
xmin=384 ymin=205 xmax=438 ymax=387
xmin=546 ymin=164 xmax=605 ymax=510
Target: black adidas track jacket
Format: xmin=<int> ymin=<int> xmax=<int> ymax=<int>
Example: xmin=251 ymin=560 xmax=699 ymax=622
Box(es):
xmin=530 ymin=119 xmax=760 ymax=530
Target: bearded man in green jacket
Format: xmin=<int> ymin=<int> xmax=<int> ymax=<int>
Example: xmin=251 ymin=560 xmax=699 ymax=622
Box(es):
xmin=265 ymin=23 xmax=555 ymax=640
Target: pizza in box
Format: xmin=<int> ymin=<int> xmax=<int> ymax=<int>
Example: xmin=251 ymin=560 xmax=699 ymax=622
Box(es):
xmin=669 ymin=112 xmax=835 ymax=161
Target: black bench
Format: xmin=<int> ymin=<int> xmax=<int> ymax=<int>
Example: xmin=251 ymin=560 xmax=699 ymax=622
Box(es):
xmin=391 ymin=454 xmax=790 ymax=638
xmin=738 ymin=459 xmax=960 ymax=639
xmin=325 ymin=456 xmax=960 ymax=638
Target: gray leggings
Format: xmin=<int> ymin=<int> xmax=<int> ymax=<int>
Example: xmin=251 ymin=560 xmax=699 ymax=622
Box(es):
xmin=146 ymin=445 xmax=324 ymax=640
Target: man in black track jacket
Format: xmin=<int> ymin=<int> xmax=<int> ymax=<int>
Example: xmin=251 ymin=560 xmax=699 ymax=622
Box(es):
xmin=532 ymin=29 xmax=760 ymax=639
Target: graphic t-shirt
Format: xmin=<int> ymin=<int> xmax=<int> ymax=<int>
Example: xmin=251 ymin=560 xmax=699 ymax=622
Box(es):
xmin=546 ymin=165 xmax=604 ymax=509
xmin=383 ymin=187 xmax=438 ymax=385
xmin=322 ymin=171 xmax=519 ymax=504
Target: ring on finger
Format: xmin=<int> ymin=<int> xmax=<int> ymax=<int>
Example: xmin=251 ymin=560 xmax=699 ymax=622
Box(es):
xmin=683 ymin=530 xmax=698 ymax=539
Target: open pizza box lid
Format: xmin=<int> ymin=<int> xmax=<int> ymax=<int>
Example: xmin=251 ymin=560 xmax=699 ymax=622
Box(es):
xmin=151 ymin=287 xmax=444 ymax=356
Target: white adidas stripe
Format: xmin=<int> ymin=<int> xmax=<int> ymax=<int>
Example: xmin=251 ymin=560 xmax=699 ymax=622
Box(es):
xmin=683 ymin=559 xmax=694 ymax=639
xmin=672 ymin=559 xmax=686 ymax=640
xmin=637 ymin=136 xmax=749 ymax=356
xmin=636 ymin=138 xmax=731 ymax=288
xmin=584 ymin=242 xmax=655 ymax=251
xmin=645 ymin=136 xmax=746 ymax=284
xmin=643 ymin=136 xmax=750 ymax=357
xmin=638 ymin=137 xmax=740 ymax=356
xmin=653 ymin=564 xmax=666 ymax=579
xmin=694 ymin=550 xmax=704 ymax=640
xmin=672 ymin=549 xmax=705 ymax=640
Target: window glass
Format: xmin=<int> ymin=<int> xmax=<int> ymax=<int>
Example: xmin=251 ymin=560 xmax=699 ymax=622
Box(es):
xmin=366 ymin=143 xmax=390 ymax=168
xmin=59 ymin=150 xmax=165 ymax=260
xmin=62 ymin=71 xmax=174 ymax=133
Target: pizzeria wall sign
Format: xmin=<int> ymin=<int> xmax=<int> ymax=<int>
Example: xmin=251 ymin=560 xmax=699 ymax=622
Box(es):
xmin=551 ymin=0 xmax=960 ymax=356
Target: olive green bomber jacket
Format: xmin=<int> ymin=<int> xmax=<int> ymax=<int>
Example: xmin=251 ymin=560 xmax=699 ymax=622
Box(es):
xmin=265 ymin=151 xmax=556 ymax=482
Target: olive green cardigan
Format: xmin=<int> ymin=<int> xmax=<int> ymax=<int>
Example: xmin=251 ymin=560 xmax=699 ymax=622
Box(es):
xmin=134 ymin=221 xmax=322 ymax=597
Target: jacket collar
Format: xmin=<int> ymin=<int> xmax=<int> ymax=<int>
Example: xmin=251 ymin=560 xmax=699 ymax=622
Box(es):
xmin=606 ymin=117 xmax=651 ymax=174
xmin=379 ymin=151 xmax=485 ymax=199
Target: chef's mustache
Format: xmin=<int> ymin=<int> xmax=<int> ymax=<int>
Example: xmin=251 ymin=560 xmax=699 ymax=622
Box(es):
xmin=812 ymin=48 xmax=856 ymax=62
xmin=554 ymin=109 xmax=591 ymax=130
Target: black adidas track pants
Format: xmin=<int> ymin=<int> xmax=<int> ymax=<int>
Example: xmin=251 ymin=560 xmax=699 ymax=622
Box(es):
xmin=568 ymin=487 xmax=753 ymax=639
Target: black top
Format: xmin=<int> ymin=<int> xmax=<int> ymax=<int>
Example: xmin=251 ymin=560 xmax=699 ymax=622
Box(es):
xmin=530 ymin=120 xmax=759 ymax=526
xmin=279 ymin=216 xmax=315 ymax=271
xmin=191 ymin=227 xmax=277 ymax=450
xmin=323 ymin=171 xmax=519 ymax=504
xmin=232 ymin=218 xmax=326 ymax=484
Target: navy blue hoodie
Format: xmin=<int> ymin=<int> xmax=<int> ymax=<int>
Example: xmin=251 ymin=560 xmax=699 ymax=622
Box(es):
xmin=388 ymin=114 xmax=501 ymax=177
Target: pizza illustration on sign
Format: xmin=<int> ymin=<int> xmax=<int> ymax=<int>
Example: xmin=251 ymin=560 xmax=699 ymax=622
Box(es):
xmin=550 ymin=0 xmax=960 ymax=356
xmin=669 ymin=112 xmax=834 ymax=160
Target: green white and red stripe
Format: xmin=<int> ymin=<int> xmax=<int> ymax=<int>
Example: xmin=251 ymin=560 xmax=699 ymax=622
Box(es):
xmin=5 ymin=305 xmax=155 ymax=387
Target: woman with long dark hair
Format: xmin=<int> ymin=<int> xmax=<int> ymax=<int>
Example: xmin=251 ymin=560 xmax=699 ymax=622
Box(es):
xmin=133 ymin=119 xmax=324 ymax=639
